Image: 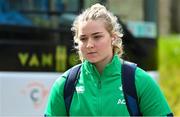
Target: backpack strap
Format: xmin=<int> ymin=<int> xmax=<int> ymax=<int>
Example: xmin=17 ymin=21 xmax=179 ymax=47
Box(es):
xmin=167 ymin=113 xmax=174 ymax=117
xmin=122 ymin=61 xmax=142 ymax=116
xmin=64 ymin=64 xmax=82 ymax=116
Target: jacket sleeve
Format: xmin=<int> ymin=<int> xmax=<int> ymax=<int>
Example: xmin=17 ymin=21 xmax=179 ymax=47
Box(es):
xmin=44 ymin=71 xmax=69 ymax=116
xmin=135 ymin=67 xmax=173 ymax=116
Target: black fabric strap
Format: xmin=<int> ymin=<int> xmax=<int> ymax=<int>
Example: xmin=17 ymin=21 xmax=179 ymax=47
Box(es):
xmin=122 ymin=61 xmax=142 ymax=116
xmin=167 ymin=113 xmax=174 ymax=117
xmin=64 ymin=64 xmax=81 ymax=116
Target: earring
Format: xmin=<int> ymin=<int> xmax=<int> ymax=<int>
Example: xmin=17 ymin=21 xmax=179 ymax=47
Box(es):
xmin=112 ymin=40 xmax=115 ymax=45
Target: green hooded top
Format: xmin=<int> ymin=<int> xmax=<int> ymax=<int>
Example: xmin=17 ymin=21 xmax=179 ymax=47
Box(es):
xmin=44 ymin=54 xmax=172 ymax=116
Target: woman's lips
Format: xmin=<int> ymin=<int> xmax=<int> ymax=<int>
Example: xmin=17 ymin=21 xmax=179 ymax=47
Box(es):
xmin=87 ymin=52 xmax=97 ymax=55
xmin=87 ymin=52 xmax=97 ymax=57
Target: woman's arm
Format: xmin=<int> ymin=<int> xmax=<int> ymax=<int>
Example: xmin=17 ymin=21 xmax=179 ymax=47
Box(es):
xmin=135 ymin=67 xmax=173 ymax=116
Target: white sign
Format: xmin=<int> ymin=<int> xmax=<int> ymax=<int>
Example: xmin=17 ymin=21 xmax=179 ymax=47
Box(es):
xmin=0 ymin=72 xmax=61 ymax=116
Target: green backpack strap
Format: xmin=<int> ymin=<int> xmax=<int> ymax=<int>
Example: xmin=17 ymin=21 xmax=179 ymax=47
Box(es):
xmin=122 ymin=61 xmax=142 ymax=116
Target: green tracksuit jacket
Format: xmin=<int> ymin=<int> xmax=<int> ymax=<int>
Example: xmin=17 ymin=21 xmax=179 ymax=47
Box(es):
xmin=44 ymin=54 xmax=172 ymax=116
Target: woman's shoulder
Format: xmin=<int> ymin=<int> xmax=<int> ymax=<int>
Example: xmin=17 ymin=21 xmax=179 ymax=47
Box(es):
xmin=55 ymin=64 xmax=83 ymax=85
xmin=134 ymin=67 xmax=160 ymax=97
xmin=134 ymin=67 xmax=158 ymax=92
xmin=135 ymin=67 xmax=155 ymax=82
xmin=134 ymin=67 xmax=172 ymax=115
xmin=51 ymin=69 xmax=71 ymax=91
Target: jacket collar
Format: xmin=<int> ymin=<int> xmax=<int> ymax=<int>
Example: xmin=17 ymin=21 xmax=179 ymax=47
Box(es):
xmin=82 ymin=54 xmax=122 ymax=78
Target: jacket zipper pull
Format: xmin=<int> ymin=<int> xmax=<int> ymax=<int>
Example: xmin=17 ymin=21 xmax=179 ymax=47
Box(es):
xmin=98 ymin=80 xmax=101 ymax=89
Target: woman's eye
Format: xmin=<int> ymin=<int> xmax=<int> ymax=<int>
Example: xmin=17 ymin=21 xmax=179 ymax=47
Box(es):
xmin=80 ymin=37 xmax=87 ymax=41
xmin=94 ymin=35 xmax=102 ymax=39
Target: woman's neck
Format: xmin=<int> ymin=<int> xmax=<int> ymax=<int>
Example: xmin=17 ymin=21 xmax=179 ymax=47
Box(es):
xmin=95 ymin=54 xmax=113 ymax=74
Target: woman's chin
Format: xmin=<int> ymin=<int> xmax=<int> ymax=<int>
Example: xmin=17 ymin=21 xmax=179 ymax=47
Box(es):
xmin=86 ymin=58 xmax=99 ymax=63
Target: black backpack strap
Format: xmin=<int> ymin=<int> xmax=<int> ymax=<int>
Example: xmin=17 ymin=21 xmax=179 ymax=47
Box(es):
xmin=167 ymin=113 xmax=174 ymax=117
xmin=122 ymin=61 xmax=142 ymax=116
xmin=64 ymin=64 xmax=82 ymax=116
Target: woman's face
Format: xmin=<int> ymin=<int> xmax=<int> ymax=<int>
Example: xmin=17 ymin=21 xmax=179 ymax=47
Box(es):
xmin=78 ymin=20 xmax=114 ymax=64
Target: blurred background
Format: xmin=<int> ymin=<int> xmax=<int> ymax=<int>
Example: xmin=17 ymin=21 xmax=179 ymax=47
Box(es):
xmin=0 ymin=0 xmax=179 ymax=116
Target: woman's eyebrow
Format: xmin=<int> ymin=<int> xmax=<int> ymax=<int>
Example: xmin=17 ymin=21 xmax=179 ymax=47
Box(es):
xmin=80 ymin=35 xmax=86 ymax=38
xmin=92 ymin=32 xmax=103 ymax=36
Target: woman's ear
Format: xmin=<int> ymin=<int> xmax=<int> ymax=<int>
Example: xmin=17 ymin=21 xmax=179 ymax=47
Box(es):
xmin=111 ymin=34 xmax=116 ymax=41
xmin=111 ymin=36 xmax=116 ymax=46
xmin=111 ymin=33 xmax=117 ymax=39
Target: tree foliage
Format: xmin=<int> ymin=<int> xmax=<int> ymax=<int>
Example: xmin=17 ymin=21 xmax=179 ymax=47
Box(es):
xmin=159 ymin=35 xmax=180 ymax=115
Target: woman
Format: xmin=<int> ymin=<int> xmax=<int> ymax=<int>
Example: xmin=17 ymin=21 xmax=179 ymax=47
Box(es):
xmin=44 ymin=3 xmax=173 ymax=116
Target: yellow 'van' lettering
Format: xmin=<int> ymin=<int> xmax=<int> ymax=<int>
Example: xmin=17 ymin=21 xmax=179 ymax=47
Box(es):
xmin=29 ymin=54 xmax=39 ymax=67
xmin=69 ymin=53 xmax=79 ymax=67
xmin=18 ymin=53 xmax=29 ymax=66
xmin=56 ymin=46 xmax=67 ymax=72
xmin=42 ymin=54 xmax=53 ymax=67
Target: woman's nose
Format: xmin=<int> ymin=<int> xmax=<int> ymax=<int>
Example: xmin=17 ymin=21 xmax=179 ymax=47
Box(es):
xmin=86 ymin=39 xmax=94 ymax=48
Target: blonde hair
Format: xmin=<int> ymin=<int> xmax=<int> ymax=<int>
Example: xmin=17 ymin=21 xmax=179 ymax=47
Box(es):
xmin=71 ymin=3 xmax=123 ymax=61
